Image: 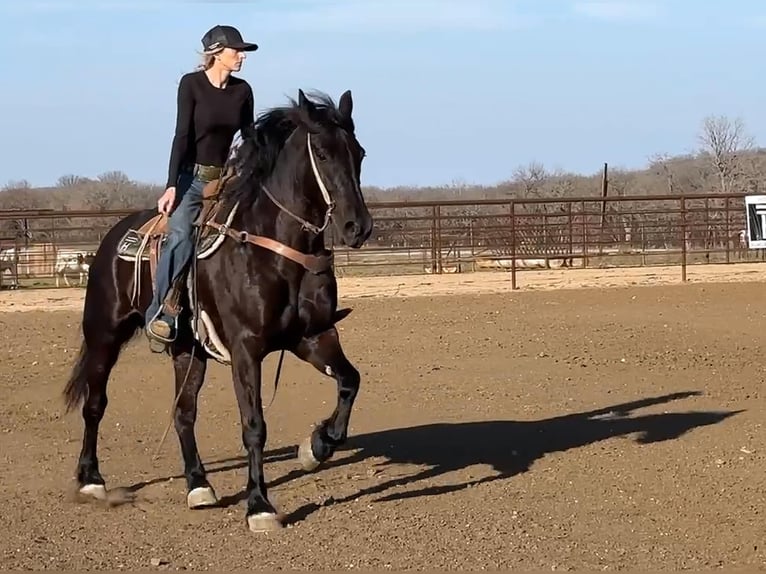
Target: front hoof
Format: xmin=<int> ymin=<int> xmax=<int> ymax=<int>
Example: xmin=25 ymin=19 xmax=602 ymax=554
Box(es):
xmin=298 ymin=436 xmax=321 ymax=471
xmin=75 ymin=483 xmax=134 ymax=507
xmin=187 ymin=486 xmax=218 ymax=509
xmin=247 ymin=512 xmax=284 ymax=533
xmin=79 ymin=483 xmax=107 ymax=500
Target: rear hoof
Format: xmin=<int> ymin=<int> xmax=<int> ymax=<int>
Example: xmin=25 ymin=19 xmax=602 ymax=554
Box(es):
xmin=247 ymin=512 xmax=284 ymax=533
xmin=79 ymin=483 xmax=107 ymax=500
xmin=298 ymin=436 xmax=320 ymax=471
xmin=187 ymin=486 xmax=218 ymax=509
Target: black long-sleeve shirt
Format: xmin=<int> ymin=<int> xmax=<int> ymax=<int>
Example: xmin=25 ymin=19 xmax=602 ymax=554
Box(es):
xmin=165 ymin=70 xmax=255 ymax=188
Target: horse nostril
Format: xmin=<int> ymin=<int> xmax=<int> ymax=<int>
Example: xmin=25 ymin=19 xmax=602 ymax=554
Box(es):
xmin=344 ymin=221 xmax=361 ymax=237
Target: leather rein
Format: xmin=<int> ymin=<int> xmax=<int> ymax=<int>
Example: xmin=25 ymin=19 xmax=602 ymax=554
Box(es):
xmin=205 ymin=132 xmax=336 ymax=275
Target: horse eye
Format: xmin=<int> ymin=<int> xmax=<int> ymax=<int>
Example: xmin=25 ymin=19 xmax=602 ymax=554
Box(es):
xmin=316 ymin=149 xmax=327 ymax=161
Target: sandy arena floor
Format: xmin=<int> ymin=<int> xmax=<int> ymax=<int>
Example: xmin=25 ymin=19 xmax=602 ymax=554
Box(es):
xmin=0 ymin=264 xmax=764 ymax=570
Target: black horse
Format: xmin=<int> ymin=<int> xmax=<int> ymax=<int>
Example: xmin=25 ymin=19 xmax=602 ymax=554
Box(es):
xmin=62 ymin=89 xmax=373 ymax=532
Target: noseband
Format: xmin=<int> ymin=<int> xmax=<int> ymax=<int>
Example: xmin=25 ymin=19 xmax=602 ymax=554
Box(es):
xmin=259 ymin=132 xmax=336 ymax=235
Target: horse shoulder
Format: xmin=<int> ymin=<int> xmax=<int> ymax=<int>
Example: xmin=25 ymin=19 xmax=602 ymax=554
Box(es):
xmin=297 ymin=271 xmax=339 ymax=331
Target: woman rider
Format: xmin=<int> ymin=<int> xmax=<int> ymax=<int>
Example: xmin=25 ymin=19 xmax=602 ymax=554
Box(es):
xmin=145 ymin=24 xmax=257 ymax=345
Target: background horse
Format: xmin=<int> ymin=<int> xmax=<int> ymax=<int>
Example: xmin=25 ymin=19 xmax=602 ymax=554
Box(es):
xmin=62 ymin=89 xmax=373 ymax=532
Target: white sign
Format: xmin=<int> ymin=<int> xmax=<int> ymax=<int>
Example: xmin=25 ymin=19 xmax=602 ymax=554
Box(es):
xmin=745 ymin=195 xmax=766 ymax=249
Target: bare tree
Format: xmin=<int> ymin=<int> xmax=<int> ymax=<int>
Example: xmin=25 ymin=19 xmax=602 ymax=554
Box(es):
xmin=546 ymin=168 xmax=577 ymax=198
xmin=1 ymin=179 xmax=31 ymax=191
xmin=648 ymin=152 xmax=677 ymax=194
xmin=97 ymin=170 xmax=131 ymax=190
xmin=57 ymin=174 xmax=89 ymax=187
xmin=512 ymin=161 xmax=548 ymax=198
xmin=96 ymin=171 xmax=135 ymax=208
xmin=697 ymin=115 xmax=754 ymax=193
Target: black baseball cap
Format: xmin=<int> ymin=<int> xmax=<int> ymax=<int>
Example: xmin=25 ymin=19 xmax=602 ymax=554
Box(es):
xmin=201 ymin=25 xmax=258 ymax=53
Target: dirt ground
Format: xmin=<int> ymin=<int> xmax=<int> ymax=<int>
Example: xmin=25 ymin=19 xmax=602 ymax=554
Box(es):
xmin=0 ymin=264 xmax=764 ymax=570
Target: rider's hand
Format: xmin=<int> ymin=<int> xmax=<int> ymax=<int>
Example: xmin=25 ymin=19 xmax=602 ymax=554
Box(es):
xmin=157 ymin=187 xmax=176 ymax=215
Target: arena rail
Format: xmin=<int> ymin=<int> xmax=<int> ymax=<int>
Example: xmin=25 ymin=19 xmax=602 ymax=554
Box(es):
xmin=0 ymin=192 xmax=761 ymax=290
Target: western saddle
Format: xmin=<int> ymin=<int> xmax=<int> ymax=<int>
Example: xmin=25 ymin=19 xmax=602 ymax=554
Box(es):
xmin=116 ymin=167 xmax=240 ymax=317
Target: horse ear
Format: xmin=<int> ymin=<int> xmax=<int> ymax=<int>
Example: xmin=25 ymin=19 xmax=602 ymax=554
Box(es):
xmin=298 ymin=89 xmax=313 ymax=112
xmin=339 ymin=90 xmax=353 ymax=119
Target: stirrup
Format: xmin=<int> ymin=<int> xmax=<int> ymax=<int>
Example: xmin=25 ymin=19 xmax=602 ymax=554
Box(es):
xmin=147 ymin=319 xmax=175 ymax=343
xmin=145 ymin=308 xmax=177 ymax=352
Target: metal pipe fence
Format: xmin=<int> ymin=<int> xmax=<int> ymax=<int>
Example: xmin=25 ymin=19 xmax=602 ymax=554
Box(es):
xmin=0 ymin=192 xmax=761 ymax=290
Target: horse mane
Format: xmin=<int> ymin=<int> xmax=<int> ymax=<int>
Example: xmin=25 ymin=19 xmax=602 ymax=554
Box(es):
xmin=221 ymin=90 xmax=352 ymax=209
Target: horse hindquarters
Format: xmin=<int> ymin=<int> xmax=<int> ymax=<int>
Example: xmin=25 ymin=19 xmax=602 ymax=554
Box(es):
xmin=63 ymin=213 xmax=148 ymax=499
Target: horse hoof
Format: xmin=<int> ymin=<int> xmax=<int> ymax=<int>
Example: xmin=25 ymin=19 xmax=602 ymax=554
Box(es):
xmin=187 ymin=486 xmax=218 ymax=509
xmin=247 ymin=512 xmax=284 ymax=533
xmin=298 ymin=436 xmax=320 ymax=471
xmin=79 ymin=483 xmax=107 ymax=500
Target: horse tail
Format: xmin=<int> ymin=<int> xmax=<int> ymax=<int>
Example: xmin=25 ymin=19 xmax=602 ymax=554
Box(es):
xmin=63 ymin=340 xmax=89 ymax=413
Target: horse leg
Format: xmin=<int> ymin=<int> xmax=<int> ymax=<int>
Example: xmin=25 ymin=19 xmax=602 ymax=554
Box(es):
xmin=169 ymin=335 xmax=218 ymax=509
xmin=64 ymin=315 xmax=139 ymax=498
xmin=230 ymin=337 xmax=283 ymax=532
xmin=293 ymin=327 xmax=361 ymax=471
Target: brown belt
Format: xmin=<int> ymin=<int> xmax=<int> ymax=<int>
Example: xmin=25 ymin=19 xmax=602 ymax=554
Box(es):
xmin=188 ymin=163 xmax=224 ymax=183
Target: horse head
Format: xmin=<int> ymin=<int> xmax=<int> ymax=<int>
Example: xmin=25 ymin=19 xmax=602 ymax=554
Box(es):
xmin=229 ymin=89 xmax=373 ymax=250
xmin=296 ymin=89 xmax=372 ymax=248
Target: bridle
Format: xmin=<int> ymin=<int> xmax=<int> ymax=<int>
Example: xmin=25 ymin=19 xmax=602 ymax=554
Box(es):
xmin=259 ymin=132 xmax=336 ymax=235
xmin=204 ymin=129 xmax=346 ymax=275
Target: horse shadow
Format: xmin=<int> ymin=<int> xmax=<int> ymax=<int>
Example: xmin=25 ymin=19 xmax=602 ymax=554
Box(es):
xmin=273 ymin=390 xmax=741 ymax=523
xmin=125 ymin=390 xmax=741 ymax=525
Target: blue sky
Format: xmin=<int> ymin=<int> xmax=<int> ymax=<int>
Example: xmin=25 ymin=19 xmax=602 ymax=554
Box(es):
xmin=1 ymin=0 xmax=764 ymax=190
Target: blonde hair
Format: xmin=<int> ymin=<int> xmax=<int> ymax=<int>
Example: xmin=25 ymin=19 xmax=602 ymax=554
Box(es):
xmin=197 ymin=53 xmax=216 ymax=71
xmin=196 ymin=48 xmax=223 ymax=71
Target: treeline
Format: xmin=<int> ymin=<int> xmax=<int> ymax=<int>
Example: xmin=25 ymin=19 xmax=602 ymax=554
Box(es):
xmin=1 ymin=114 xmax=763 ymax=209
xmin=0 ymin=114 xmax=762 ymax=250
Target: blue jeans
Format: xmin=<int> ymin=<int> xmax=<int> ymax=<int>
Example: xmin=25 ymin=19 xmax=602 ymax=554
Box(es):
xmin=146 ymin=171 xmax=204 ymax=326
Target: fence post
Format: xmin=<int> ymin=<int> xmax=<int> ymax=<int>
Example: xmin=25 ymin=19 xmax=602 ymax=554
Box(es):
xmin=510 ymin=201 xmax=517 ymax=290
xmin=680 ymin=195 xmax=687 ymax=282
xmin=724 ymin=196 xmax=731 ymax=264
xmin=435 ymin=204 xmax=442 ymax=274
xmin=581 ymin=199 xmax=587 ymax=268
xmin=567 ymin=202 xmax=573 ymax=258
xmin=430 ymin=205 xmax=437 ymax=273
